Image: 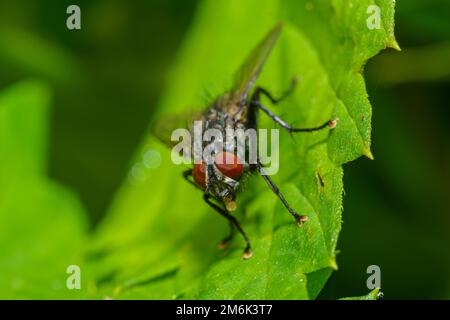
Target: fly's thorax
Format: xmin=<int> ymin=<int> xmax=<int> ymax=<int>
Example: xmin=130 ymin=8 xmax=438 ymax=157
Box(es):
xmin=212 ymin=93 xmax=249 ymax=124
xmin=202 ymin=93 xmax=251 ymax=155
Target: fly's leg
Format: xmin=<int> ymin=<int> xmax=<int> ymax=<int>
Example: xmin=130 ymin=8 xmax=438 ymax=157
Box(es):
xmin=233 ymin=77 xmax=297 ymax=121
xmin=253 ymin=75 xmax=299 ymax=105
xmin=252 ymin=100 xmax=336 ymax=132
xmin=257 ymin=162 xmax=308 ymax=226
xmin=252 ymin=101 xmax=337 ymax=132
xmin=218 ymin=222 xmax=235 ymax=250
xmin=250 ymin=77 xmax=337 ymax=133
xmin=182 ymin=169 xmax=204 ymax=191
xmin=203 ymin=194 xmax=252 ymax=259
xmin=185 ymin=170 xmax=242 ymax=254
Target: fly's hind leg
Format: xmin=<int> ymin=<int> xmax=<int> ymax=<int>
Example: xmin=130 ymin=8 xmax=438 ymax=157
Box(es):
xmin=253 ymin=75 xmax=299 ymax=105
xmin=203 ymin=194 xmax=252 ymax=259
xmin=250 ymin=76 xmax=337 ymax=133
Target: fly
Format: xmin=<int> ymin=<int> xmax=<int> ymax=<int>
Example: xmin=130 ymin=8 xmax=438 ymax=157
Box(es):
xmin=154 ymin=23 xmax=336 ymax=259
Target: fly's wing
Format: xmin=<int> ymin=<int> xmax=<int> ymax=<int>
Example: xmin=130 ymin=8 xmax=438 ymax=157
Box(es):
xmin=232 ymin=23 xmax=282 ymax=103
xmin=152 ymin=110 xmax=202 ymax=149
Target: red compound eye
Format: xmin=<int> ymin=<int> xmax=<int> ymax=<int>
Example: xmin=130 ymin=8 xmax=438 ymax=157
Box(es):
xmin=214 ymin=152 xmax=243 ymax=180
xmin=193 ymin=162 xmax=206 ymax=189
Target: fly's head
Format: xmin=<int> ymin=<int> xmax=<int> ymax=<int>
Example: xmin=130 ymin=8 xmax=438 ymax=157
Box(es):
xmin=193 ymin=151 xmax=244 ymax=212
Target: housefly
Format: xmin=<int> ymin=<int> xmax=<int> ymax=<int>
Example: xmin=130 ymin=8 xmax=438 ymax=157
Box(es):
xmin=153 ymin=23 xmax=336 ymax=259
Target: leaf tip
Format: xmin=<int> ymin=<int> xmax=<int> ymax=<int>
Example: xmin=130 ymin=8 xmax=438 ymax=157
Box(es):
xmin=362 ymin=146 xmax=374 ymax=160
xmin=387 ymin=39 xmax=401 ymax=52
xmin=330 ymin=258 xmax=338 ymax=271
xmin=375 ymin=288 xmax=384 ymax=300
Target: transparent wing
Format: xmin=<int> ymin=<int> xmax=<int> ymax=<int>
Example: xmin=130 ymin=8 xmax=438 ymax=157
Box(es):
xmin=152 ymin=110 xmax=202 ymax=149
xmin=232 ymin=23 xmax=282 ymax=102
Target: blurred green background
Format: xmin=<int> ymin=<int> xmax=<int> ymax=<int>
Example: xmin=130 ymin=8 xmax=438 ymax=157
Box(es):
xmin=0 ymin=0 xmax=449 ymax=299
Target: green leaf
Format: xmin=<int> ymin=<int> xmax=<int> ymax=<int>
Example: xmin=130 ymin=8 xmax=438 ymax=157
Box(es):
xmin=0 ymin=179 xmax=89 ymax=299
xmin=339 ymin=288 xmax=382 ymax=300
xmin=0 ymin=81 xmax=89 ymax=299
xmin=89 ymin=0 xmax=397 ymax=299
xmin=0 ymin=81 xmax=50 ymax=181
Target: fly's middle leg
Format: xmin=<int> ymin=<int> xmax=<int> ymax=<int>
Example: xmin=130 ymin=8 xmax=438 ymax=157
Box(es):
xmin=257 ymin=162 xmax=308 ymax=226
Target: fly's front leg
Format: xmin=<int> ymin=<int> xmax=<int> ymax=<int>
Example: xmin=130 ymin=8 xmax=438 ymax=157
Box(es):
xmin=217 ymin=222 xmax=235 ymax=250
xmin=182 ymin=169 xmax=204 ymax=191
xmin=183 ymin=169 xmax=252 ymax=259
xmin=257 ymin=162 xmax=308 ymax=226
xmin=203 ymin=194 xmax=252 ymax=259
